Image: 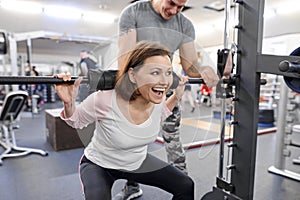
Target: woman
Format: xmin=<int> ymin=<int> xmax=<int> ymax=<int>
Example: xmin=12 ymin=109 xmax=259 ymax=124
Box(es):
xmin=55 ymin=41 xmax=194 ymax=200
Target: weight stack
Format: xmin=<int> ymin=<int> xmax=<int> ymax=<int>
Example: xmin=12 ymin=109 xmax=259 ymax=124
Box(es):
xmin=258 ymin=109 xmax=274 ymax=127
xmin=45 ymin=84 xmax=56 ymax=103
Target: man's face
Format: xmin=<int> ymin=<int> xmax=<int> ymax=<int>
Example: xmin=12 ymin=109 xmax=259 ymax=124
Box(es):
xmin=158 ymin=0 xmax=187 ymax=20
xmin=80 ymin=52 xmax=88 ymax=59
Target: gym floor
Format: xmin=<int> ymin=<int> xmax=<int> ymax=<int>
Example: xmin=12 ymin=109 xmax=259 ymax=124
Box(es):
xmin=0 ymin=100 xmax=299 ymax=200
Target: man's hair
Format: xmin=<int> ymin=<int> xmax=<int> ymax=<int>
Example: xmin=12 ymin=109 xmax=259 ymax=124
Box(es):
xmin=115 ymin=40 xmax=171 ymax=101
xmin=80 ymin=50 xmax=89 ymax=59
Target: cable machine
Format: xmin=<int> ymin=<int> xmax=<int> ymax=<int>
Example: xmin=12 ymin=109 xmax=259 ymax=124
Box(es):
xmin=202 ymin=0 xmax=300 ymax=199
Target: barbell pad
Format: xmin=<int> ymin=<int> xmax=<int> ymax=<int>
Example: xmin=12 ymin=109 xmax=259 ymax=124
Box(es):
xmin=97 ymin=70 xmax=118 ymax=90
xmin=170 ymin=71 xmax=180 ymax=89
xmin=93 ymin=71 xmax=180 ymax=90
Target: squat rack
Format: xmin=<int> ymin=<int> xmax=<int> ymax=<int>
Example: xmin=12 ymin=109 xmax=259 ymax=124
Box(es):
xmin=202 ymin=0 xmax=300 ymax=199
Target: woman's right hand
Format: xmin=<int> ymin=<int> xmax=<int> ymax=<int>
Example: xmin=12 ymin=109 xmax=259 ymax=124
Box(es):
xmin=174 ymin=75 xmax=188 ymax=100
xmin=54 ymin=73 xmax=83 ymax=104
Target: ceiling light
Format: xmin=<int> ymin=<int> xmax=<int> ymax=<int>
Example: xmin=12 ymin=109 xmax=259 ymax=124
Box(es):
xmin=276 ymin=5 xmax=300 ymax=15
xmin=0 ymin=0 xmax=42 ymax=14
xmin=261 ymin=0 xmax=300 ymax=19
xmin=82 ymin=11 xmax=116 ymax=24
xmin=44 ymin=5 xmax=82 ymax=20
xmin=264 ymin=8 xmax=276 ymax=19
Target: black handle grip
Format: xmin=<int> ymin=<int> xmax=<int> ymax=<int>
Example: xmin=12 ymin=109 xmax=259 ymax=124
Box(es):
xmin=188 ymin=78 xmax=205 ymax=84
xmin=171 ymin=72 xmax=204 ymax=89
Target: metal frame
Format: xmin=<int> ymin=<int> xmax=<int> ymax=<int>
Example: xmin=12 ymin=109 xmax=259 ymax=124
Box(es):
xmin=0 ymin=91 xmax=48 ymax=165
xmin=268 ymin=77 xmax=300 ymax=181
xmin=202 ymin=0 xmax=299 ymax=199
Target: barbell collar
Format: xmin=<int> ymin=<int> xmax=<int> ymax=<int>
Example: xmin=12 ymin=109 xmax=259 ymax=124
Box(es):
xmin=279 ymin=60 xmax=300 ymax=73
xmin=279 ymin=60 xmax=290 ymax=72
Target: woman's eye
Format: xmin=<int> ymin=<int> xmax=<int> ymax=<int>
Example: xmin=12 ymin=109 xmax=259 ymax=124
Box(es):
xmin=166 ymin=71 xmax=172 ymax=76
xmin=151 ymin=71 xmax=159 ymax=75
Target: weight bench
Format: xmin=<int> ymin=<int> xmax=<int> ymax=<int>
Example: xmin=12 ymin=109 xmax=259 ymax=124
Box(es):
xmin=0 ymin=90 xmax=48 ymax=165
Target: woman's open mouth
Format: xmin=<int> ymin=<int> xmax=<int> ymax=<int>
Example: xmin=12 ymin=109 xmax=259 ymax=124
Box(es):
xmin=152 ymin=87 xmax=166 ymax=97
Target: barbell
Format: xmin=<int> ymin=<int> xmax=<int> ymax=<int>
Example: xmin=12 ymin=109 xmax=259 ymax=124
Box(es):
xmin=0 ymin=70 xmax=205 ymax=91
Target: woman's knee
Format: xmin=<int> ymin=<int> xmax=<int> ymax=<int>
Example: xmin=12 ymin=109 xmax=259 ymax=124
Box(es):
xmin=175 ymin=176 xmax=194 ymax=199
xmin=83 ymin=186 xmax=111 ymax=200
xmin=81 ymin=172 xmax=112 ymax=200
xmin=80 ymin=159 xmax=113 ymax=200
xmin=182 ymin=176 xmax=194 ymax=193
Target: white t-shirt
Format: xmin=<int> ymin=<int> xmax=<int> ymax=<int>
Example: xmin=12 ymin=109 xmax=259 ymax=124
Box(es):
xmin=61 ymin=90 xmax=171 ymax=170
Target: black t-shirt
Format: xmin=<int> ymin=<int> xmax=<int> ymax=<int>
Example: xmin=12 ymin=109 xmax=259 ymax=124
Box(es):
xmin=80 ymin=57 xmax=98 ymax=75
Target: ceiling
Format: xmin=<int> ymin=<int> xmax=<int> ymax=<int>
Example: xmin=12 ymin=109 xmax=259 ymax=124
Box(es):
xmin=0 ymin=0 xmax=294 ymax=65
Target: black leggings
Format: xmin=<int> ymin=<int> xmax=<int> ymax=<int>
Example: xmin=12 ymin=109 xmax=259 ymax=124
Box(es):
xmin=79 ymin=154 xmax=194 ymax=200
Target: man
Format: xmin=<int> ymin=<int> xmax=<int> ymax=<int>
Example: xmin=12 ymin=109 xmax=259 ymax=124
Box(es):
xmin=78 ymin=50 xmax=99 ymax=101
xmin=79 ymin=50 xmax=99 ymax=76
xmin=32 ymin=66 xmax=39 ymax=76
xmin=116 ymin=0 xmax=219 ymax=199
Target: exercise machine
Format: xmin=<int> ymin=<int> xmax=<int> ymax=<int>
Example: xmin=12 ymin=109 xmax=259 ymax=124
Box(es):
xmin=202 ymin=0 xmax=300 ymax=199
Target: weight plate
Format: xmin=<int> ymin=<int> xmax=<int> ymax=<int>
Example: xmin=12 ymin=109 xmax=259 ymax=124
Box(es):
xmin=284 ymin=47 xmax=300 ymax=93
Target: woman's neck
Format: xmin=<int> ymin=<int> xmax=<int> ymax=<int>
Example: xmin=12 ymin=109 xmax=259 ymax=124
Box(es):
xmin=117 ymin=94 xmax=154 ymax=125
xmin=130 ymin=97 xmax=153 ymax=110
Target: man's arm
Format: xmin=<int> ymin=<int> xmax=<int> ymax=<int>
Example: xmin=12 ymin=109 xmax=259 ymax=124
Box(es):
xmin=179 ymin=41 xmax=219 ymax=88
xmin=80 ymin=62 xmax=88 ymax=76
xmin=118 ymin=29 xmax=137 ymax=70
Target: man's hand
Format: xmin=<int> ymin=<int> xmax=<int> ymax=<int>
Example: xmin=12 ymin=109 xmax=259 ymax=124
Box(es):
xmin=223 ymin=51 xmax=233 ymax=78
xmin=199 ymin=66 xmax=219 ymax=88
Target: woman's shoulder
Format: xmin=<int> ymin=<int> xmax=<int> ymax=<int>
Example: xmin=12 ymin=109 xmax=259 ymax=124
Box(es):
xmin=89 ymin=90 xmax=114 ymax=118
xmin=94 ymin=90 xmax=114 ymax=101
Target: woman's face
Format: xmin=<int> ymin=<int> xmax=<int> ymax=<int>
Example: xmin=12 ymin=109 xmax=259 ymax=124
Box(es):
xmin=130 ymin=55 xmax=173 ymax=104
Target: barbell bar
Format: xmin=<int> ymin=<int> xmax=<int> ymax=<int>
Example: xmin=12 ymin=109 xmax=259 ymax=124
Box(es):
xmin=0 ymin=72 xmax=205 ymax=90
xmin=0 ymin=76 xmax=87 ymax=85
